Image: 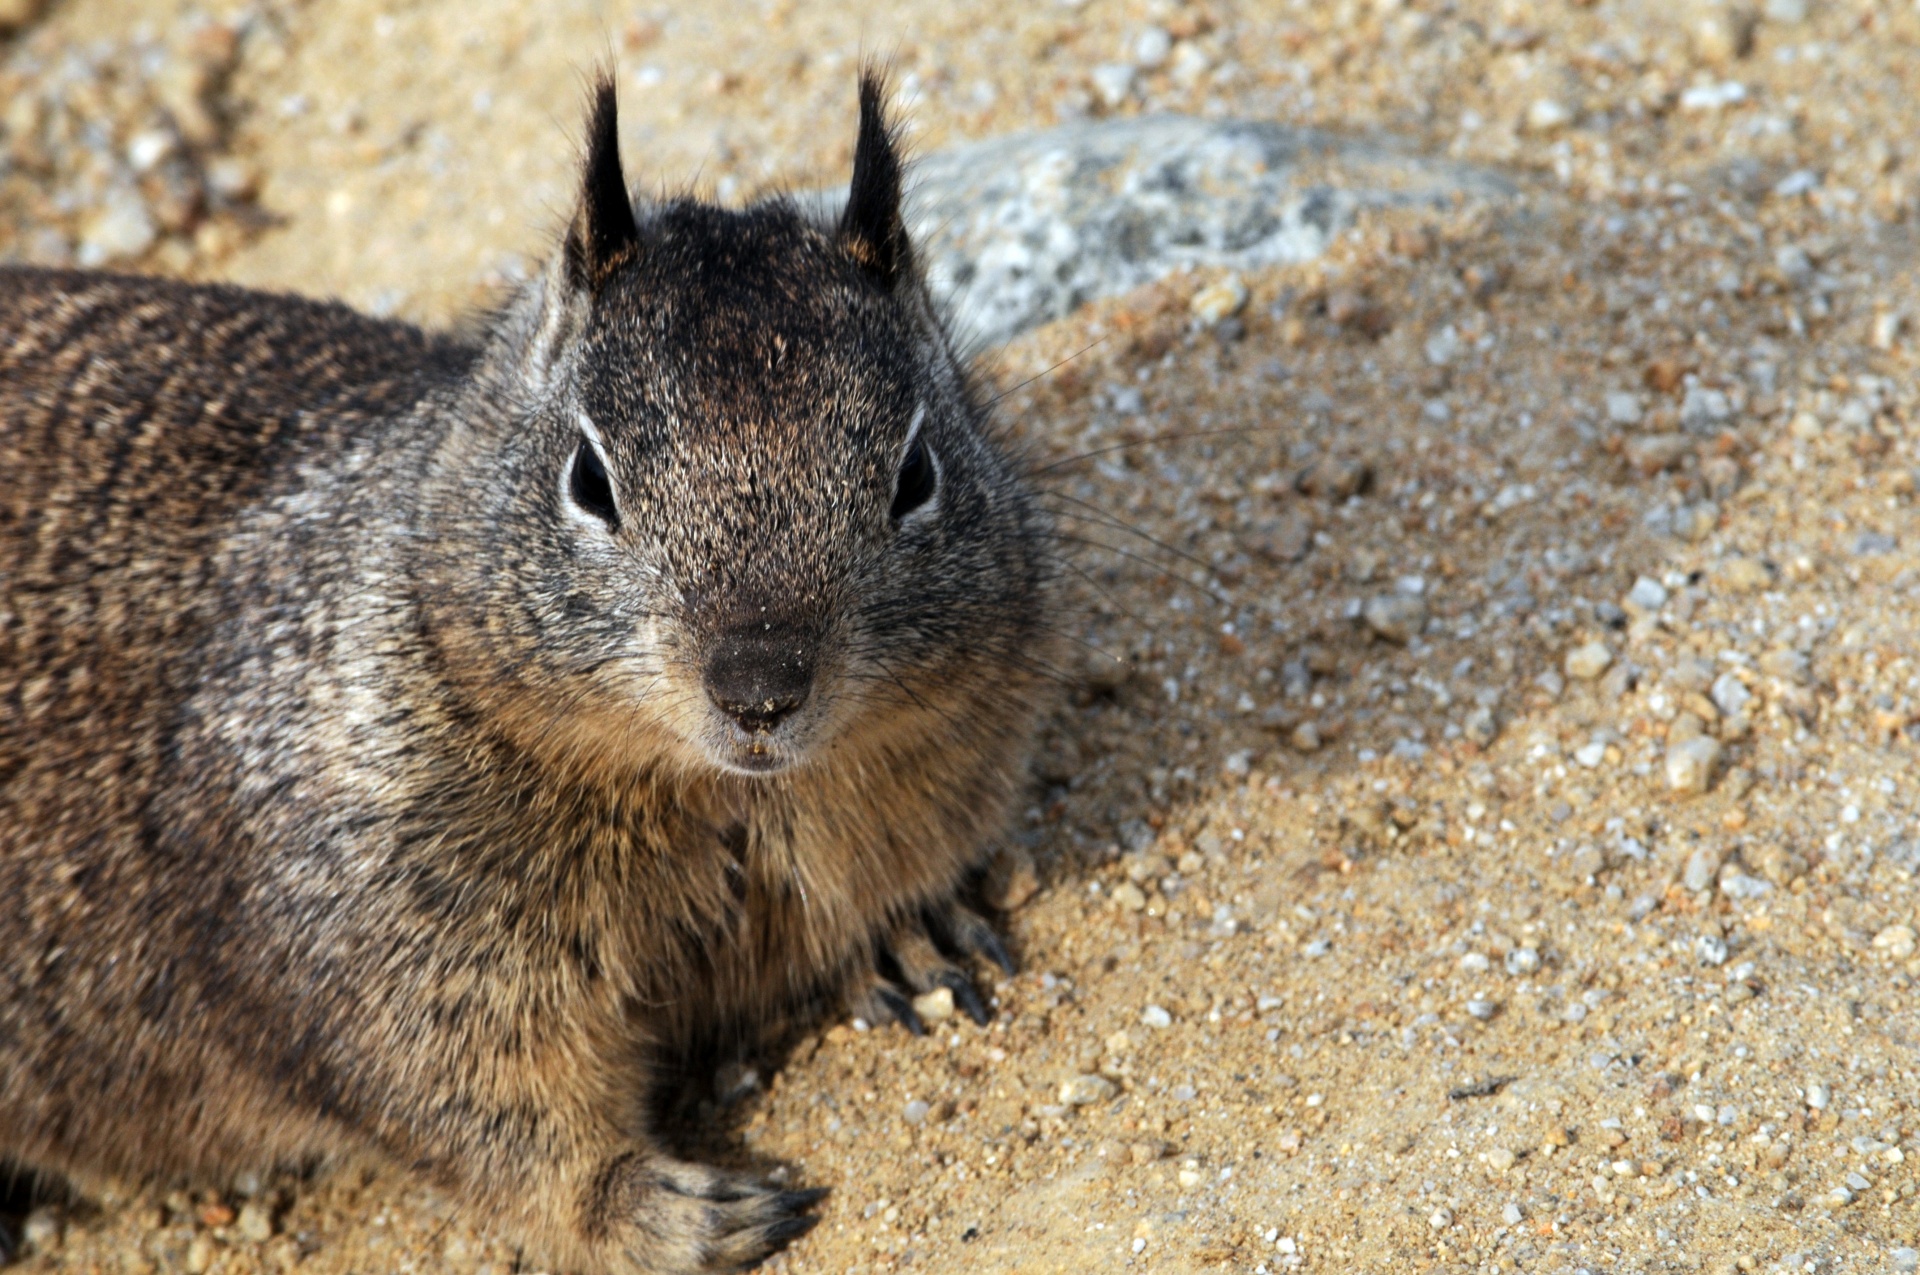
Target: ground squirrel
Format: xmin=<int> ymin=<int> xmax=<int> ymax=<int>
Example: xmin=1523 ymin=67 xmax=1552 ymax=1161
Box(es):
xmin=0 ymin=74 xmax=1055 ymax=1272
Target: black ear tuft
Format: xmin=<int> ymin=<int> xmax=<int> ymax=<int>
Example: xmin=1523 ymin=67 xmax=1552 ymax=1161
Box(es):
xmin=566 ymin=76 xmax=641 ymax=292
xmin=838 ymin=71 xmax=908 ymax=287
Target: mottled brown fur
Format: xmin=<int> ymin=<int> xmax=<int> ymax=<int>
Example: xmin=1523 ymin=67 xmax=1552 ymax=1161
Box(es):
xmin=0 ymin=76 xmax=1053 ymax=1272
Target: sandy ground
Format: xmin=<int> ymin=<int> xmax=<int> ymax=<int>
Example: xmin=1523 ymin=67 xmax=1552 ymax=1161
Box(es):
xmin=5 ymin=1 xmax=1920 ymax=1273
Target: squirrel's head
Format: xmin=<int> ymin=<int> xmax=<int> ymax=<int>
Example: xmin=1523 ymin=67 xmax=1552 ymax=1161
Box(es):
xmin=434 ymin=74 xmax=1051 ymax=781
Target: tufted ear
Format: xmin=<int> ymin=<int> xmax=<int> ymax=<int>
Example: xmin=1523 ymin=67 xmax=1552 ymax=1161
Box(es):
xmin=837 ymin=72 xmax=908 ymax=287
xmin=563 ymin=75 xmax=641 ymax=294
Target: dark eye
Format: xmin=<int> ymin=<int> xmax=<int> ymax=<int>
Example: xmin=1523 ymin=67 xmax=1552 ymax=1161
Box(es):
xmin=569 ymin=438 xmax=620 ymax=530
xmin=890 ymin=435 xmax=938 ymax=520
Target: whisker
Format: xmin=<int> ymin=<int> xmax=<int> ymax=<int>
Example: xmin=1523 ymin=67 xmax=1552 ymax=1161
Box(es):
xmin=1029 ymin=424 xmax=1286 ymax=478
xmin=984 ymin=337 xmax=1110 ymax=409
xmin=1048 ymin=533 xmax=1233 ymax=608
xmin=1037 ymin=491 xmax=1218 ymax=575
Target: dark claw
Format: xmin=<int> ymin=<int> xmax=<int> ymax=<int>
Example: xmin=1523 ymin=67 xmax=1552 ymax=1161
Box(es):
xmin=876 ymin=985 xmax=925 ymax=1036
xmin=770 ymin=1187 xmax=830 ymax=1213
xmin=969 ymin=925 xmax=1018 ymax=976
xmin=760 ymin=1212 xmax=822 ymax=1247
xmin=938 ymin=970 xmax=991 ymax=1025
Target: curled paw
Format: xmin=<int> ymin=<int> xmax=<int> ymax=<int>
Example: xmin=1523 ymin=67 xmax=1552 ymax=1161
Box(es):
xmin=595 ymin=1154 xmax=823 ymax=1274
xmin=847 ymin=899 xmax=1016 ymax=1035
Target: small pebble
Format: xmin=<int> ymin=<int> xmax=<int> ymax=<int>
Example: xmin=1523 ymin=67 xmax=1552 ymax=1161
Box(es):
xmin=1362 ymin=593 xmax=1427 ymax=644
xmin=1112 ymin=881 xmax=1147 ymax=912
xmin=1717 ymin=556 xmax=1773 ymax=593
xmin=1605 ymin=392 xmax=1643 ymax=426
xmin=1564 ymin=641 xmax=1612 ymax=681
xmin=1504 ymin=947 xmax=1539 ymax=976
xmin=1622 ymin=576 xmax=1668 ymax=615
xmin=1891 ymin=1247 xmax=1919 ymax=1273
xmin=1694 ymin=934 xmax=1730 ymax=967
xmin=236 ymin=1202 xmax=274 ymax=1244
xmin=78 ymin=188 xmax=159 ymax=266
xmin=1132 ymin=26 xmax=1172 ymax=70
xmin=1428 ymin=1206 xmax=1454 ymax=1230
xmin=21 ymin=1207 xmax=61 ymax=1253
xmin=1060 ymin=1074 xmax=1116 ymax=1106
xmin=1682 ymin=847 xmax=1723 ymax=894
xmin=1089 ymin=63 xmax=1135 ymax=108
xmin=1466 ymin=998 xmax=1497 ymax=1021
xmin=912 ymin=986 xmax=956 ymax=1023
xmin=1141 ymin=1004 xmax=1173 ymax=1029
xmin=1297 ymin=455 xmax=1372 ymax=500
xmin=1289 ymin=720 xmax=1323 ymax=753
xmin=1872 ymin=925 xmax=1917 ymax=960
xmin=1463 ymin=706 xmax=1499 ymax=747
xmin=1623 ymin=433 xmax=1692 ymax=475
xmin=1710 ymin=673 xmax=1751 ymax=718
xmin=1190 ymin=274 xmax=1248 ymax=325
xmin=1177 ymin=1160 xmax=1204 ymax=1188
xmin=1824 ymin=1186 xmax=1854 ymax=1208
xmin=1523 ymin=99 xmax=1570 ymax=132
xmin=1079 ymin=648 xmax=1131 ymax=693
xmin=1485 ymin=1147 xmax=1516 ymax=1174
xmin=904 ymin=1098 xmax=930 ymax=1125
xmin=1806 ymin=1081 xmax=1830 ymax=1110
xmin=1665 ymin=736 xmax=1723 ymax=795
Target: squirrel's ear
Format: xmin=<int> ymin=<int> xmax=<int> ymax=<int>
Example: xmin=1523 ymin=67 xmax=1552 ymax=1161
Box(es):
xmin=563 ymin=76 xmax=641 ymax=293
xmin=837 ymin=72 xmax=908 ymax=287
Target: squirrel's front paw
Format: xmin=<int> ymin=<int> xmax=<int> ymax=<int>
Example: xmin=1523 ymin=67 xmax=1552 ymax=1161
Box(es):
xmin=586 ymin=1153 xmax=823 ymax=1274
xmin=848 ymin=900 xmax=1017 ymax=1035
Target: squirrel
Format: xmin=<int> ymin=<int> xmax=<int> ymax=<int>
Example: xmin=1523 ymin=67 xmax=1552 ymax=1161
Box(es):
xmin=0 ymin=72 xmax=1055 ymax=1273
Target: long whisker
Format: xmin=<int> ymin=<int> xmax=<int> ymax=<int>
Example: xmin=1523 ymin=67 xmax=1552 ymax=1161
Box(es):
xmin=985 ymin=337 xmax=1110 ymax=409
xmin=1037 ymin=491 xmax=1218 ymax=575
xmin=1049 ymin=533 xmax=1233 ymax=608
xmin=1029 ymin=424 xmax=1287 ymax=477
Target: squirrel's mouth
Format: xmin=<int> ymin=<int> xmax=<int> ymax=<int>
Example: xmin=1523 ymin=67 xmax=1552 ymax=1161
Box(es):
xmin=723 ymin=734 xmax=796 ymax=775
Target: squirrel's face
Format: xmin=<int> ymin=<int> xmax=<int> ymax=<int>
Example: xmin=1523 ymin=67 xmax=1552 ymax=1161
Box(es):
xmin=457 ymin=79 xmax=1048 ymax=780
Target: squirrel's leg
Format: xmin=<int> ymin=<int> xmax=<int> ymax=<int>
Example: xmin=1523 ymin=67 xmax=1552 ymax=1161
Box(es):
xmin=846 ymin=898 xmax=1017 ymax=1034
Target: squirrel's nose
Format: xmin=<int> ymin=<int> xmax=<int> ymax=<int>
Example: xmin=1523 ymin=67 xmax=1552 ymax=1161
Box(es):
xmin=703 ymin=634 xmax=815 ymax=735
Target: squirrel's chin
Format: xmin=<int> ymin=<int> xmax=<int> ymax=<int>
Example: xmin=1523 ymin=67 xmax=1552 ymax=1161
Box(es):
xmin=699 ymin=729 xmax=814 ymax=777
xmin=713 ymin=747 xmax=799 ymax=777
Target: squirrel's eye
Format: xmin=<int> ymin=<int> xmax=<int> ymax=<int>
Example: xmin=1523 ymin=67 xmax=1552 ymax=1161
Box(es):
xmin=568 ymin=438 xmax=620 ymax=530
xmin=890 ymin=435 xmax=938 ymax=521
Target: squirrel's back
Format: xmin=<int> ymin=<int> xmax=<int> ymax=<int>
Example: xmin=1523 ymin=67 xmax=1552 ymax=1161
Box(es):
xmin=0 ymin=267 xmax=473 ymax=796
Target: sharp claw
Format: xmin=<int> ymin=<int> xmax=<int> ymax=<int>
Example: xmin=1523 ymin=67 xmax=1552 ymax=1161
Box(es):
xmin=760 ymin=1213 xmax=821 ymax=1247
xmin=972 ymin=926 xmax=1018 ymax=976
xmin=877 ymin=985 xmax=926 ymax=1036
xmin=770 ymin=1187 xmax=830 ymax=1213
xmin=939 ymin=970 xmax=991 ymax=1025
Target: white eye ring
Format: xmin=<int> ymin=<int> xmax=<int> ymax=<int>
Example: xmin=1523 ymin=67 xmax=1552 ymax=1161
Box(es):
xmin=563 ymin=411 xmax=620 ymax=531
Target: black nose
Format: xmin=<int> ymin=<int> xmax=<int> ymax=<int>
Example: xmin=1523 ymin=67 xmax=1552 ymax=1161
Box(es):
xmin=703 ymin=633 xmax=815 ymax=734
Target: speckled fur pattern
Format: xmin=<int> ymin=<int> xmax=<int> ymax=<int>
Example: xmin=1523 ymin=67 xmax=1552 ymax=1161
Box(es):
xmin=0 ymin=75 xmax=1053 ymax=1273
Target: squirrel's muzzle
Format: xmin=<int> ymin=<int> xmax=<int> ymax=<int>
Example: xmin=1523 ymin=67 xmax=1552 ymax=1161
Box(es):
xmin=703 ymin=631 xmax=816 ymax=736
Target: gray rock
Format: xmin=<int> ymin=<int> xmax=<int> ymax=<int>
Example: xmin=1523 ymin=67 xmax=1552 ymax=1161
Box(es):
xmin=868 ymin=116 xmax=1510 ymax=347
